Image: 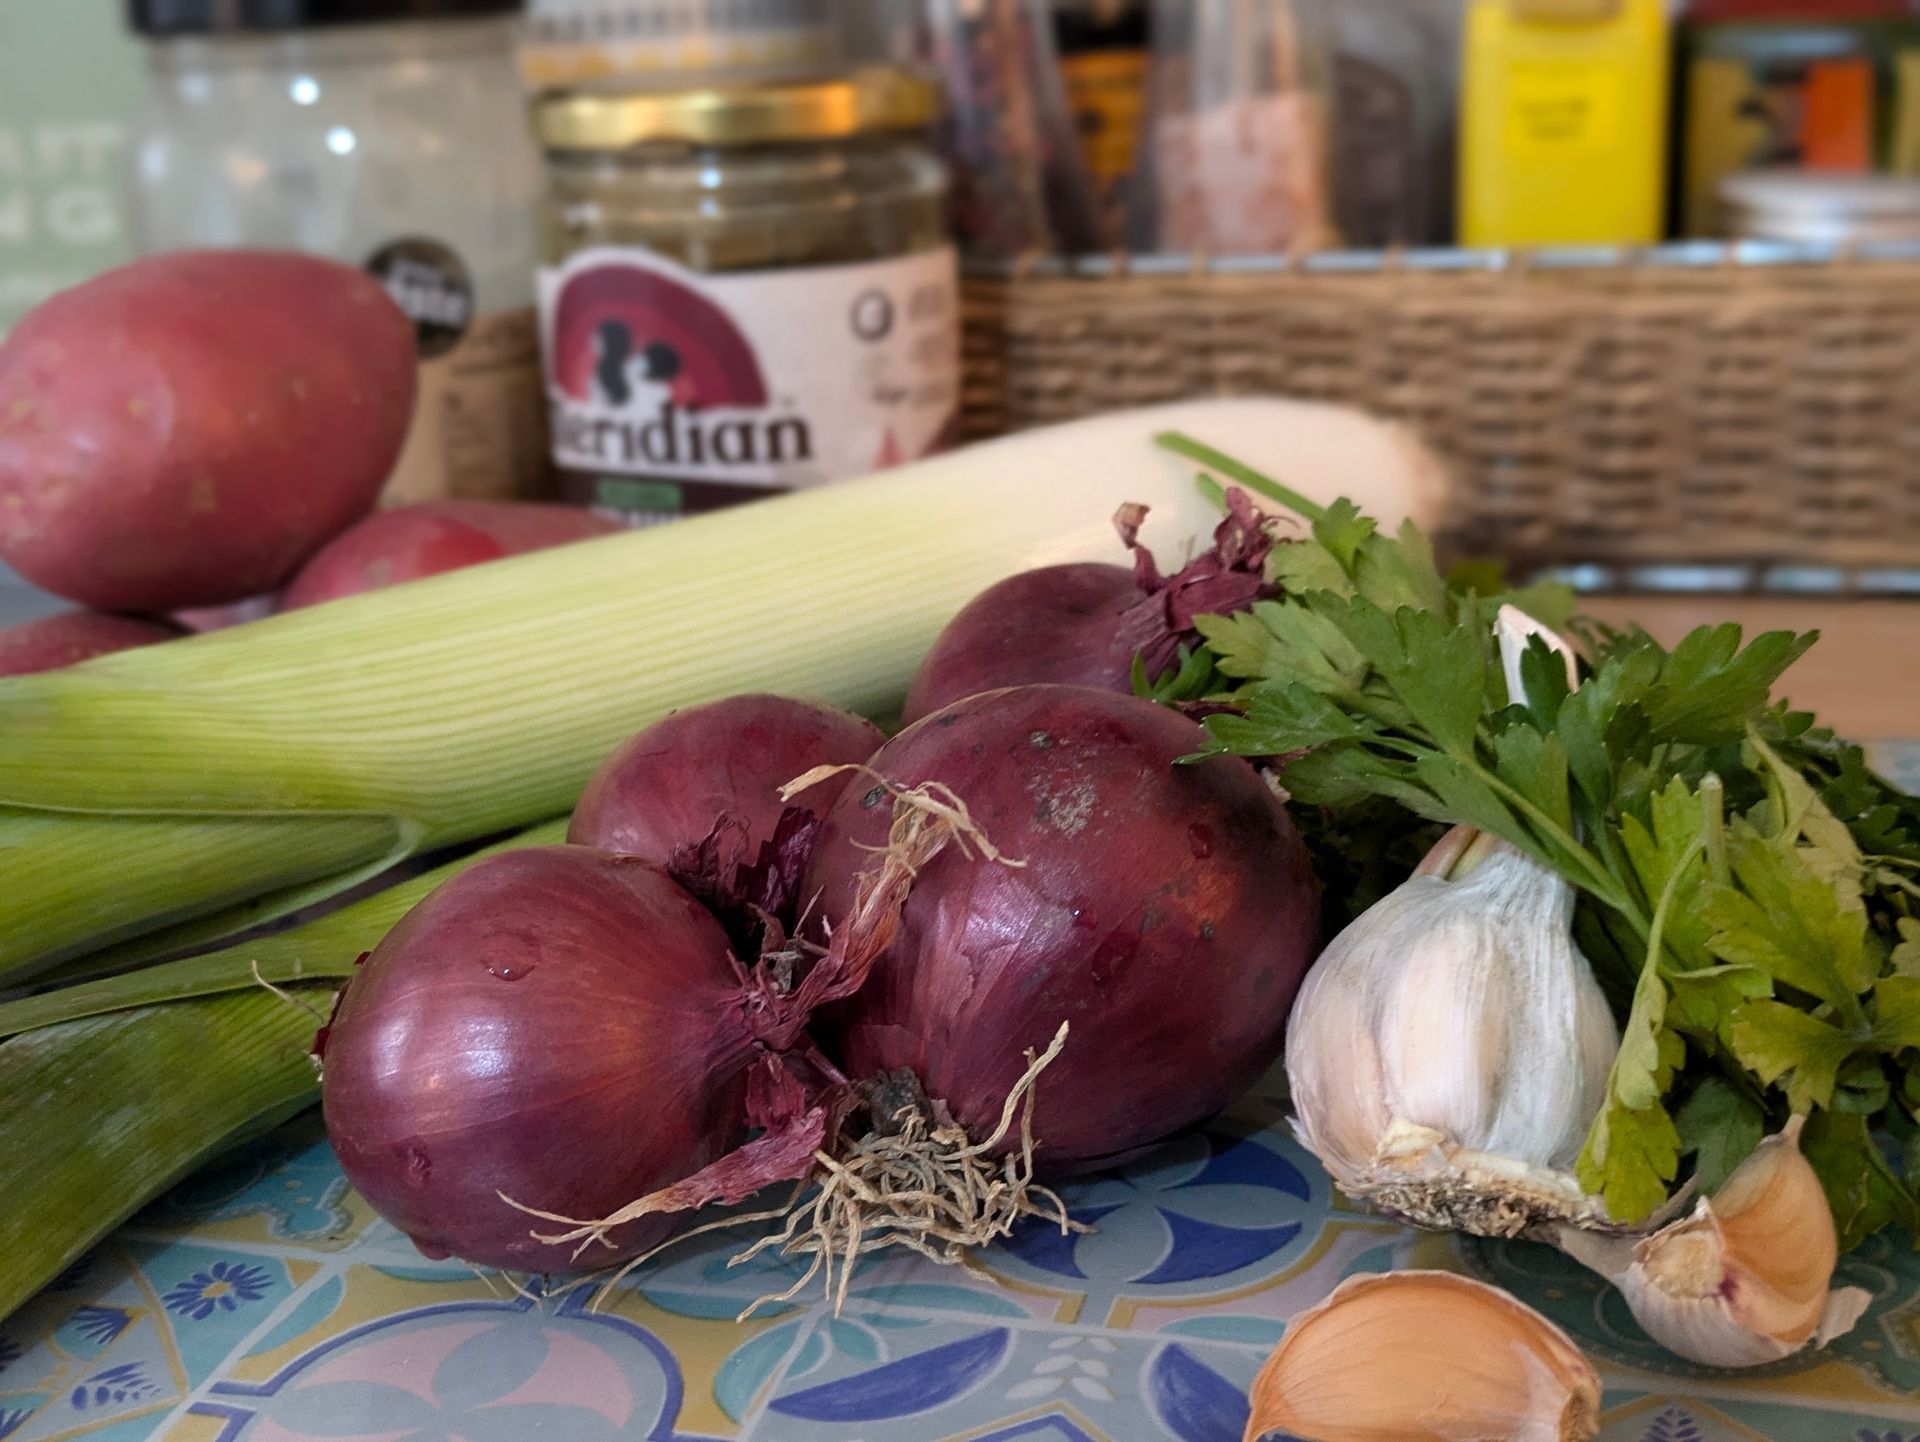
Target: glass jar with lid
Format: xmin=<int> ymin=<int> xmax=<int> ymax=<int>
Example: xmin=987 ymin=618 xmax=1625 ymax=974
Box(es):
xmin=518 ymin=0 xmax=844 ymax=88
xmin=128 ymin=0 xmax=548 ymax=507
xmin=533 ymin=67 xmax=959 ymax=526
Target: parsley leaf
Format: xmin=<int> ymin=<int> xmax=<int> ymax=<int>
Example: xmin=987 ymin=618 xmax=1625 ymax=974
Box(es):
xmin=1894 ymin=919 xmax=1920 ymax=979
xmin=1703 ymin=824 xmax=1879 ymax=1019
xmin=1675 ymin=1075 xmax=1765 ymax=1193
xmin=1726 ymin=1002 xmax=1860 ymax=1112
xmin=1801 ymin=1110 xmax=1920 ymax=1252
xmin=1579 ymin=970 xmax=1685 ymax=1222
xmin=1873 ymin=976 xmax=1920 ymax=1055
xmin=1642 ymin=626 xmax=1817 ymax=747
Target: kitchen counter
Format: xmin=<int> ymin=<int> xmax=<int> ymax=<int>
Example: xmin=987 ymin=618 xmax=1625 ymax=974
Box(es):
xmin=2 ymin=941 xmax=1917 ymax=1442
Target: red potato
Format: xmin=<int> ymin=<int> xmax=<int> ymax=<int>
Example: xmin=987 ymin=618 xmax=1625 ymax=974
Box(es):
xmin=0 ymin=610 xmax=181 ymax=677
xmin=0 ymin=251 xmax=417 ymax=611
xmin=568 ymin=694 xmax=886 ymax=868
xmin=283 ymin=502 xmax=621 ymax=609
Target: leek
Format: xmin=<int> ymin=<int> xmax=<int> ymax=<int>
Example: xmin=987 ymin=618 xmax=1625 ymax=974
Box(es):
xmin=0 ymin=402 xmax=1246 ymax=979
xmin=0 ymin=818 xmax=565 ymax=1318
xmin=0 ymin=820 xmax=568 ymax=1038
xmin=0 ymin=990 xmax=322 ymax=1323
xmin=0 ymin=811 xmax=400 ymax=976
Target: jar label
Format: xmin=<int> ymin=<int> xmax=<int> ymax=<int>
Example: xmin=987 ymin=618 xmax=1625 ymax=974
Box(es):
xmin=538 ymin=244 xmax=961 ymax=525
xmin=370 ymin=235 xmax=551 ymax=507
xmin=381 ymin=305 xmax=551 ymax=507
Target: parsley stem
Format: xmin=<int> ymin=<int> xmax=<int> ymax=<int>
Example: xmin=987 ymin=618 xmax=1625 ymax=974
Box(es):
xmin=1457 ymin=751 xmax=1647 ymax=930
xmin=1647 ymin=839 xmax=1706 ymax=979
xmin=1347 ymin=724 xmax=1648 ymax=929
xmin=1701 ymin=774 xmax=1730 ymax=887
xmin=1591 ymin=824 xmax=1635 ymax=906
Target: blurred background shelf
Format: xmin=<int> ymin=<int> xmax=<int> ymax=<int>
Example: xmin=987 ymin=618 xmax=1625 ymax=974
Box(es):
xmin=961 ymin=251 xmax=1920 ymax=586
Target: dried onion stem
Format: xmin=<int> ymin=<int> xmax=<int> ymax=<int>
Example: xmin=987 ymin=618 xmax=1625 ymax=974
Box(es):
xmin=563 ymin=1022 xmax=1080 ymax=1319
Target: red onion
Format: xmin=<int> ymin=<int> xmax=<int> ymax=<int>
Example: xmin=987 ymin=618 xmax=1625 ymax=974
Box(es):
xmin=568 ymin=694 xmax=884 ymax=868
xmin=321 ymin=847 xmax=818 ymax=1271
xmin=319 ymin=811 xmax=947 ymax=1274
xmin=806 ymin=684 xmax=1319 ymax=1170
xmin=902 ymin=564 xmax=1142 ymax=726
xmin=902 ymin=493 xmax=1277 ymax=724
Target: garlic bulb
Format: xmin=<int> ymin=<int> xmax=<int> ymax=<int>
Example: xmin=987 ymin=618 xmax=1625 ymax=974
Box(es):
xmin=1286 ymin=825 xmax=1621 ymax=1235
xmin=1552 ymin=1117 xmax=1872 ymax=1368
xmin=1244 ymin=1271 xmax=1602 ymax=1442
xmin=1285 ymin=603 xmax=1621 ymax=1235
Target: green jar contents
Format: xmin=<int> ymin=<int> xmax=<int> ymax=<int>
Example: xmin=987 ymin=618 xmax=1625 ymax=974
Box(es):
xmin=534 ymin=68 xmax=960 ymax=526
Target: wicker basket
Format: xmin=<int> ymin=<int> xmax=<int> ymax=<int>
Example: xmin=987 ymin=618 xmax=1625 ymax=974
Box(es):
xmin=961 ymin=251 xmax=1920 ymax=578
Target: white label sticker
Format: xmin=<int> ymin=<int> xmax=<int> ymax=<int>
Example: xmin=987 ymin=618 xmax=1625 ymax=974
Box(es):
xmin=539 ymin=244 xmax=960 ymax=504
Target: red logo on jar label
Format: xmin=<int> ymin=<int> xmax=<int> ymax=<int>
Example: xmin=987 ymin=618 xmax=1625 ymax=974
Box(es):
xmin=546 ymin=259 xmax=815 ymax=479
xmin=549 ymin=260 xmax=767 ymax=410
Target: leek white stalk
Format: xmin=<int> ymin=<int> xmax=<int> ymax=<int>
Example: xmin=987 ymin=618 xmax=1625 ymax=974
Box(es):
xmin=0 ymin=398 xmax=1445 ymax=979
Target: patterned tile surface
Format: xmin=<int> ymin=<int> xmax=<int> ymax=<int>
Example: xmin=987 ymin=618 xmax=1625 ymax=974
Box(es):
xmin=5 ymin=747 xmax=1918 ymax=1441
xmin=7 ymin=1103 xmax=1917 ymax=1440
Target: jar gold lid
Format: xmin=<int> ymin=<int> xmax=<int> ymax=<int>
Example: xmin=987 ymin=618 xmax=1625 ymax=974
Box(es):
xmin=534 ymin=67 xmax=939 ymax=150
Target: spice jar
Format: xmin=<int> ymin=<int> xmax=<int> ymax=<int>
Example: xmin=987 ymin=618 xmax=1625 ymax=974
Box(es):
xmin=1332 ymin=0 xmax=1457 ymax=248
xmin=1722 ymin=170 xmax=1920 ymax=244
xmin=1137 ymin=0 xmax=1339 ymax=256
xmin=1679 ymin=2 xmax=1920 ymax=238
xmin=1055 ymin=0 xmax=1151 ymax=237
xmin=518 ymin=0 xmax=842 ymax=89
xmin=534 ymin=68 xmax=959 ymax=526
xmin=1459 ymin=0 xmax=1672 ymax=248
xmin=128 ymin=0 xmax=549 ymax=507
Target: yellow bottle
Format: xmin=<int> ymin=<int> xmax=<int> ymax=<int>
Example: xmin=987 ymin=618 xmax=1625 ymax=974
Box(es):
xmin=1460 ymin=0 xmax=1672 ymax=247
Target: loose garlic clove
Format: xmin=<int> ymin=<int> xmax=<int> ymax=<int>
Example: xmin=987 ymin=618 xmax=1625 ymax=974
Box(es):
xmin=1244 ymin=1271 xmax=1602 ymax=1442
xmin=1552 ymin=1117 xmax=1873 ymax=1369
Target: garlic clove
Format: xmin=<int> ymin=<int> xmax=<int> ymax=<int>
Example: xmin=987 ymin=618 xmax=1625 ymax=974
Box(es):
xmin=1244 ymin=1270 xmax=1602 ymax=1442
xmin=1551 ymin=1116 xmax=1874 ymax=1369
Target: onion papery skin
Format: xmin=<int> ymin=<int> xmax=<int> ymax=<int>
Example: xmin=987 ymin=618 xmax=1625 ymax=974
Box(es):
xmin=321 ymin=846 xmax=758 ymax=1272
xmin=807 ymin=685 xmax=1320 ymax=1169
